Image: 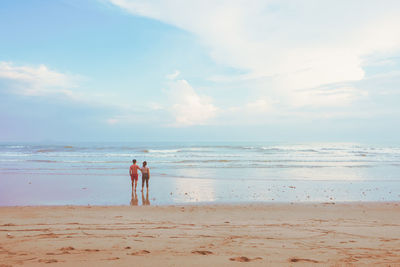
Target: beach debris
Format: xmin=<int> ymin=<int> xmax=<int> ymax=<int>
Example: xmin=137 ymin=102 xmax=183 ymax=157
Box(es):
xmin=125 ymin=246 xmax=131 ymax=249
xmin=229 ymin=256 xmax=262 ymax=262
xmin=288 ymin=186 xmax=296 ymax=189
xmin=84 ymin=249 xmax=100 ymax=252
xmin=6 ymin=233 xmax=14 ymax=238
xmin=127 ymin=250 xmax=150 ymax=256
xmin=289 ymin=257 xmax=319 ymax=263
xmin=192 ymin=250 xmax=213 ymax=255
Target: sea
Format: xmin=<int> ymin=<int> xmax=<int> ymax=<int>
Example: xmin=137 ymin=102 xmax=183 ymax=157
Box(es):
xmin=0 ymin=142 xmax=399 ymax=206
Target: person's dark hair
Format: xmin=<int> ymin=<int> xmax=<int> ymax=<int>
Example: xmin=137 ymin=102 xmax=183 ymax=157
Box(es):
xmin=132 ymin=159 xmax=136 ymax=163
xmin=143 ymin=161 xmax=147 ymax=167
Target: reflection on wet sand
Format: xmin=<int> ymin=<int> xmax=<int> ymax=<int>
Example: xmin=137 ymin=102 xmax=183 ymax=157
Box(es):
xmin=130 ymin=191 xmax=138 ymax=206
xmin=173 ymin=177 xmax=216 ymax=203
xmin=142 ymin=191 xmax=150 ymax=206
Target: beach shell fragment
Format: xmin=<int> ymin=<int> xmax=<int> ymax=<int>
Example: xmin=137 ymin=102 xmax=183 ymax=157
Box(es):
xmin=229 ymin=256 xmax=262 ymax=262
xmin=192 ymin=250 xmax=213 ymax=255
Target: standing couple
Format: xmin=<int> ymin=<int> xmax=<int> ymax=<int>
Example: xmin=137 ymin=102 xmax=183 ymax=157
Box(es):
xmin=129 ymin=159 xmax=150 ymax=192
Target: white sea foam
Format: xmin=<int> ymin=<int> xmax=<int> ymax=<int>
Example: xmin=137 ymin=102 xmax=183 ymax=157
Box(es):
xmin=148 ymin=149 xmax=180 ymax=153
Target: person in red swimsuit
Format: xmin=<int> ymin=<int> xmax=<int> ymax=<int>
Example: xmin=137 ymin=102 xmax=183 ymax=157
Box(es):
xmin=129 ymin=159 xmax=140 ymax=192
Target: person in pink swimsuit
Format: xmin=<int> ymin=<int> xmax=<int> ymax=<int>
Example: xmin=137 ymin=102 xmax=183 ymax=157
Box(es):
xmin=129 ymin=159 xmax=140 ymax=192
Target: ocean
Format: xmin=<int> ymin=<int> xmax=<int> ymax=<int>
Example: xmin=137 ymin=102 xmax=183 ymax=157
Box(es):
xmin=1 ymin=142 xmax=399 ymax=206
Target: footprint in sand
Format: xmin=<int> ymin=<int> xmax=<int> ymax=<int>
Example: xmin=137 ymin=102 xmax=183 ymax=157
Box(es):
xmin=39 ymin=233 xmax=59 ymax=238
xmin=84 ymin=249 xmax=100 ymax=252
xmin=192 ymin=250 xmax=213 ymax=255
xmin=127 ymin=250 xmax=150 ymax=256
xmin=57 ymin=247 xmax=75 ymax=254
xmin=289 ymin=258 xmax=319 ymax=263
xmin=60 ymin=246 xmax=75 ymax=253
xmin=229 ymin=256 xmax=262 ymax=262
xmin=106 ymin=257 xmax=120 ymax=260
xmin=38 ymin=259 xmax=58 ymax=263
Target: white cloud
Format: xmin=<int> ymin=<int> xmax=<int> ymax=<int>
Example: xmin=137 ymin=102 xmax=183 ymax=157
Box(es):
xmin=103 ymin=77 xmax=217 ymax=127
xmin=147 ymin=102 xmax=164 ymax=110
xmin=0 ymin=61 xmax=142 ymax=112
xmin=246 ymin=99 xmax=272 ymax=113
xmin=166 ymin=70 xmax=180 ymax=80
xmin=290 ymin=87 xmax=368 ymax=108
xmin=166 ymin=79 xmax=217 ymax=126
xmin=0 ymin=61 xmax=79 ymax=97
xmin=0 ymin=62 xmax=215 ymax=127
xmin=109 ymin=0 xmax=400 ymax=111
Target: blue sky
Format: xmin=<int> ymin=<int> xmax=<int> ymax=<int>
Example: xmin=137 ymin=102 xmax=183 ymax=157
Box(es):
xmin=1 ymin=0 xmax=400 ymax=142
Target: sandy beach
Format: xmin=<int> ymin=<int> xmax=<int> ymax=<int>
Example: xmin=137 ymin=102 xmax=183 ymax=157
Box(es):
xmin=1 ymin=202 xmax=400 ymax=266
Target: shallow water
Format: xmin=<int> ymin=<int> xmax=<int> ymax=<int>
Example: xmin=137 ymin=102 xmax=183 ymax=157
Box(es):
xmin=1 ymin=142 xmax=399 ymax=205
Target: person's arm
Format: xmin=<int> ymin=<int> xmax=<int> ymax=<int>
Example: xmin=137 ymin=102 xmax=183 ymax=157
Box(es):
xmin=129 ymin=166 xmax=132 ymax=176
xmin=148 ymin=168 xmax=150 ymax=178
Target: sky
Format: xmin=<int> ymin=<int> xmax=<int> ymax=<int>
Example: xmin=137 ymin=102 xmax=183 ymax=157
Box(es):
xmin=1 ymin=0 xmax=400 ymax=142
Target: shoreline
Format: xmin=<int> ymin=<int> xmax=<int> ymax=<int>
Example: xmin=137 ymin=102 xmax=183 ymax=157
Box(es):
xmin=2 ymin=173 xmax=400 ymax=205
xmin=1 ymin=202 xmax=400 ymax=266
xmin=1 ymin=199 xmax=400 ymax=207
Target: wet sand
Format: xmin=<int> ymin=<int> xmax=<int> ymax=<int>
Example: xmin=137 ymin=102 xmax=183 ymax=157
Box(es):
xmin=1 ymin=202 xmax=400 ymax=266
